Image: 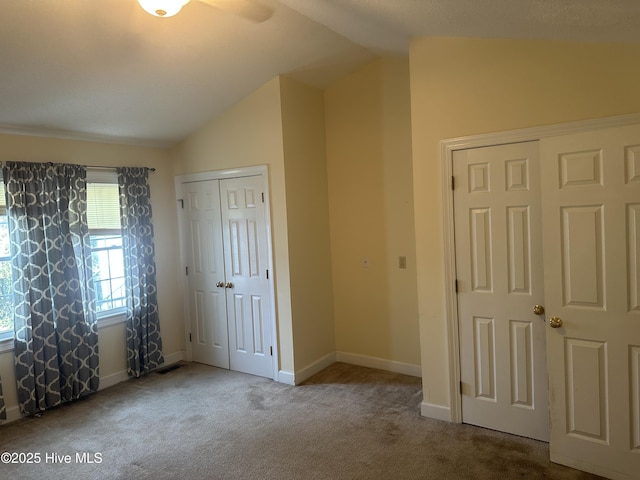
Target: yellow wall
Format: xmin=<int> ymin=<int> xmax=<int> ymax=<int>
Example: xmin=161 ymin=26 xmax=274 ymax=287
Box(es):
xmin=0 ymin=133 xmax=181 ymax=416
xmin=170 ymin=77 xmax=296 ymax=374
xmin=325 ymin=57 xmax=420 ymax=367
xmin=410 ymin=37 xmax=640 ymax=409
xmin=172 ymin=68 xmax=419 ymax=378
xmin=279 ymin=77 xmax=336 ymax=371
xmin=9 ymin=37 xmax=633 ymax=418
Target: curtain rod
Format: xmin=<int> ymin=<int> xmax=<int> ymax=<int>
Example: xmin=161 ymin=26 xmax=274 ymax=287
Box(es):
xmin=5 ymin=162 xmax=157 ymax=172
xmin=89 ymin=165 xmax=156 ymax=172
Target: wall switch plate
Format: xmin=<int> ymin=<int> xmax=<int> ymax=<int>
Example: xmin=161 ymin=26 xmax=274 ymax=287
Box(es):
xmin=361 ymin=256 xmax=370 ymax=268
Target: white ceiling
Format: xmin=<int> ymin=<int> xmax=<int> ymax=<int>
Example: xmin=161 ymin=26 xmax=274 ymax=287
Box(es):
xmin=0 ymin=0 xmax=638 ymax=147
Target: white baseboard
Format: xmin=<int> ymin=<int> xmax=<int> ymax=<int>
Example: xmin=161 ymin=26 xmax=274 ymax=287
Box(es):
xmin=99 ymin=350 xmax=185 ymax=391
xmin=277 ymin=370 xmax=295 ymax=385
xmin=421 ymin=401 xmax=452 ymax=422
xmin=336 ymin=351 xmax=422 ymax=378
xmin=99 ymin=370 xmax=130 ymax=391
xmin=2 ymin=404 xmax=22 ymax=423
xmin=161 ymin=350 xmax=185 ymax=367
xmin=294 ymin=352 xmax=337 ymax=385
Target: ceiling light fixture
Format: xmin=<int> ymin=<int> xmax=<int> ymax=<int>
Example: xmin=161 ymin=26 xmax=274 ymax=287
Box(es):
xmin=137 ymin=0 xmax=190 ymax=18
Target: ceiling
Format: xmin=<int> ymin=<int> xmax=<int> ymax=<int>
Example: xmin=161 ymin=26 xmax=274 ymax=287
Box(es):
xmin=0 ymin=0 xmax=638 ymax=148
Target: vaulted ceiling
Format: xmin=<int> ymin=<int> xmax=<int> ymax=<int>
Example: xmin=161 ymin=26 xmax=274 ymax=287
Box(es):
xmin=1 ymin=0 xmax=638 ymax=147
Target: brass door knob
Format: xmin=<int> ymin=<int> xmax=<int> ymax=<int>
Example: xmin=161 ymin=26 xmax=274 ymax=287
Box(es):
xmin=533 ymin=304 xmax=545 ymax=315
xmin=225 ymin=282 xmax=234 ymax=289
xmin=216 ymin=281 xmax=224 ymax=288
xmin=548 ymin=316 xmax=563 ymax=328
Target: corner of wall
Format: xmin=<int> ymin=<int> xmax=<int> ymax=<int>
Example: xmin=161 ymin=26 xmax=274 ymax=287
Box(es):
xmin=279 ymin=77 xmax=337 ymax=373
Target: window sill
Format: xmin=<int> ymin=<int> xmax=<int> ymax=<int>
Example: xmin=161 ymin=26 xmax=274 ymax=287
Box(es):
xmin=0 ymin=312 xmax=126 ymax=353
xmin=0 ymin=337 xmax=13 ymax=353
xmin=97 ymin=311 xmax=127 ymax=330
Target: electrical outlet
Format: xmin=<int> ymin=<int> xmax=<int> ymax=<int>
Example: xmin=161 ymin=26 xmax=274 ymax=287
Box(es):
xmin=399 ymin=256 xmax=407 ymax=269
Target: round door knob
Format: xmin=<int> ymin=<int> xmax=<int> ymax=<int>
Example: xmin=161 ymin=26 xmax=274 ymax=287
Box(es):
xmin=225 ymin=282 xmax=234 ymax=289
xmin=533 ymin=304 xmax=545 ymax=315
xmin=548 ymin=316 xmax=563 ymax=328
xmin=216 ymin=281 xmax=224 ymax=288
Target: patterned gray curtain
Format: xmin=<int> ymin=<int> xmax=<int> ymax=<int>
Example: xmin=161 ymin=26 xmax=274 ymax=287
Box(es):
xmin=0 ymin=375 xmax=6 ymax=420
xmin=3 ymin=162 xmax=99 ymax=415
xmin=117 ymin=167 xmax=163 ymax=377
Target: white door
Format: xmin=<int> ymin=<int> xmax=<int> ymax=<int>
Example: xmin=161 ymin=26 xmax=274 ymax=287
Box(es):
xmin=220 ymin=176 xmax=273 ymax=378
xmin=181 ymin=174 xmax=274 ymax=379
xmin=540 ymin=124 xmax=640 ymax=479
xmin=184 ymin=179 xmax=229 ymax=368
xmin=454 ymin=142 xmax=549 ymax=441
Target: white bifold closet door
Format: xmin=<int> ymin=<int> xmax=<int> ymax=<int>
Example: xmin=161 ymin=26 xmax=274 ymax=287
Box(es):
xmin=183 ymin=175 xmax=273 ymax=378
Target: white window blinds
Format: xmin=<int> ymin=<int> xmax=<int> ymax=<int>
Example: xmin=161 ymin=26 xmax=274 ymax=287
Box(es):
xmin=87 ymin=183 xmax=121 ymax=231
xmin=0 ymin=169 xmax=120 ymax=226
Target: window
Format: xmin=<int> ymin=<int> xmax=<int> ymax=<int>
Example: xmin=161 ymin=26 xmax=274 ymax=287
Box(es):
xmin=90 ymin=234 xmax=125 ymax=313
xmin=0 ymin=170 xmax=125 ymax=345
xmin=87 ymin=175 xmax=125 ymax=318
xmin=0 ymin=187 xmax=11 ymax=342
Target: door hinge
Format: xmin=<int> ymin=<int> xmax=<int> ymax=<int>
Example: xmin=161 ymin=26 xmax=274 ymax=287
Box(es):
xmin=270 ymin=346 xmax=273 ymax=356
xmin=186 ymin=266 xmax=189 ymax=276
xmin=178 ymin=199 xmax=184 ymax=209
xmin=451 ymin=176 xmax=455 ymax=190
xmin=455 ymin=279 xmax=458 ymax=293
xmin=460 ymin=381 xmax=463 ymax=395
xmin=189 ymin=333 xmax=192 ymax=342
xmin=266 ymin=269 xmax=269 ymax=279
xmin=261 ymin=192 xmax=265 ymax=203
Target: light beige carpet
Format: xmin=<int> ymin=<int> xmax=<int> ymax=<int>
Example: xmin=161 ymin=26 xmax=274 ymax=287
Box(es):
xmin=0 ymin=362 xmax=602 ymax=479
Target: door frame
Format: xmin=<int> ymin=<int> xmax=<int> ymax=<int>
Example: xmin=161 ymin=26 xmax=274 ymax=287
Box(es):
xmin=174 ymin=165 xmax=279 ymax=381
xmin=440 ymin=113 xmax=640 ymax=424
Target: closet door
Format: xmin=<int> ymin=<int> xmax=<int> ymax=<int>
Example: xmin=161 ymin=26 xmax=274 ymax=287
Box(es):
xmin=454 ymin=142 xmax=548 ymax=441
xmin=541 ymin=123 xmax=640 ymax=479
xmin=220 ymin=175 xmax=273 ymax=378
xmin=184 ymin=180 xmax=229 ymax=368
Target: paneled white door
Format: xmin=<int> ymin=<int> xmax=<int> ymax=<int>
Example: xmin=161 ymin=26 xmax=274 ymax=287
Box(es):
xmin=220 ymin=176 xmax=273 ymax=378
xmin=454 ymin=142 xmax=549 ymax=441
xmin=182 ymin=174 xmax=273 ymax=379
xmin=184 ymin=180 xmax=229 ymax=369
xmin=540 ymin=124 xmax=640 ymax=479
